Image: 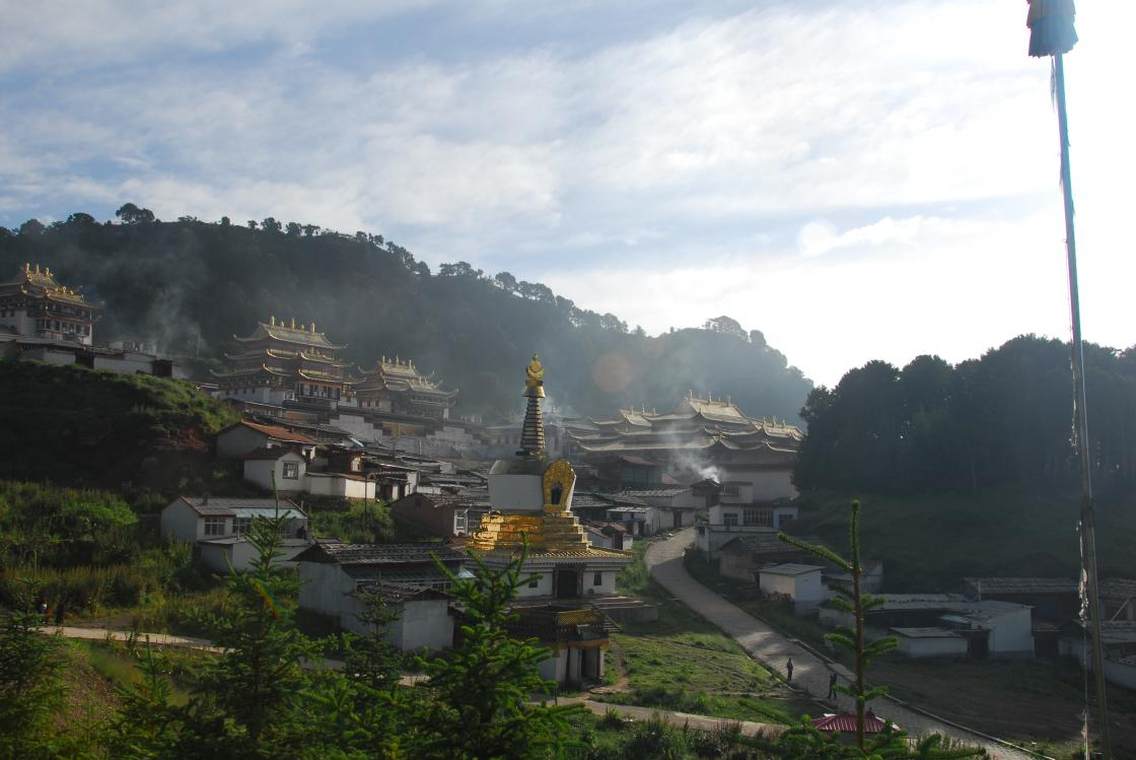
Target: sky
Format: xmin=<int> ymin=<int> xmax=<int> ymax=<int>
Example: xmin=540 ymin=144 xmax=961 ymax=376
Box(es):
xmin=1 ymin=0 xmax=1132 ymax=386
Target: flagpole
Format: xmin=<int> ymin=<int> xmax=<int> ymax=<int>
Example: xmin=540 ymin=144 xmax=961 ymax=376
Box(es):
xmin=1053 ymin=51 xmax=1112 ymax=760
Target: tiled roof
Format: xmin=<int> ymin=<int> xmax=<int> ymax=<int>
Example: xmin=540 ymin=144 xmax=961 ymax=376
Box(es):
xmin=229 ymin=419 xmax=316 ymax=445
xmin=297 ymin=541 xmax=465 ymax=566
xmin=169 ymin=496 xmax=303 ymax=517
xmin=758 ymin=563 xmax=824 ymax=576
xmin=617 ymin=487 xmax=689 ymax=498
xmin=890 ymin=626 xmax=961 ymax=639
xmin=242 ymin=447 xmax=302 ymax=461
xmin=1101 ymin=578 xmax=1136 ymax=601
xmin=356 ymin=580 xmax=452 ymax=604
xmin=963 ymin=577 xmax=1077 ymax=595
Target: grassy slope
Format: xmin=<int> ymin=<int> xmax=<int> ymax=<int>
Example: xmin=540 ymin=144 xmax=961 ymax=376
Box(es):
xmin=0 ymin=361 xmax=239 ymax=497
xmin=792 ymin=488 xmax=1136 ymax=592
xmin=599 ymin=541 xmax=810 ymax=724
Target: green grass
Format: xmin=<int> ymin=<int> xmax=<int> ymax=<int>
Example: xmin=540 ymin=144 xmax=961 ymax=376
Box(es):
xmin=600 ymin=541 xmax=810 ymax=725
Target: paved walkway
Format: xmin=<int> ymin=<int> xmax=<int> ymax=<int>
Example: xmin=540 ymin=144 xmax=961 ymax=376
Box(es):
xmin=41 ymin=626 xmax=222 ymax=652
xmin=567 ymin=697 xmax=783 ymax=738
xmin=646 ymin=530 xmax=1038 ymax=760
xmin=40 ymin=624 xmax=780 ymax=737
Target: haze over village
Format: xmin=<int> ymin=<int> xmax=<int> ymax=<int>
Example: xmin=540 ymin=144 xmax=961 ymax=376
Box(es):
xmin=0 ymin=2 xmax=1134 ymax=759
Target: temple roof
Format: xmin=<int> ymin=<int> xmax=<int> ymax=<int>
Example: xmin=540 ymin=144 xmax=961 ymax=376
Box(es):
xmin=233 ymin=318 xmax=346 ymax=350
xmin=576 ymin=394 xmax=802 ymax=459
xmin=358 ymin=356 xmax=458 ymax=397
xmin=1 ymin=263 xmax=100 ymax=308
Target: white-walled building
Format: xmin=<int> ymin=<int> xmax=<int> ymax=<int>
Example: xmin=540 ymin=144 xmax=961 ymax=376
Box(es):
xmin=891 ymin=628 xmax=968 ymax=658
xmin=305 ymin=471 xmax=376 ymax=500
xmin=296 ymin=542 xmax=467 ymax=652
xmin=758 ymin=563 xmax=826 ymax=612
xmin=819 ymin=594 xmax=1035 ymax=659
xmin=160 ymin=496 xmax=311 ymax=572
xmin=218 ymin=419 xmax=317 ymax=460
xmin=697 ymin=497 xmax=799 ymax=558
xmin=243 ymin=448 xmax=308 ymax=493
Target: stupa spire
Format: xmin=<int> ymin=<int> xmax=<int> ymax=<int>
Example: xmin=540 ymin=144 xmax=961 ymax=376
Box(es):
xmin=519 ymin=354 xmax=546 ymax=456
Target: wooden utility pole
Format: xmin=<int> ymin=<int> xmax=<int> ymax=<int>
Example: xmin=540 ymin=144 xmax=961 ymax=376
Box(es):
xmin=1026 ymin=2 xmax=1111 ymax=756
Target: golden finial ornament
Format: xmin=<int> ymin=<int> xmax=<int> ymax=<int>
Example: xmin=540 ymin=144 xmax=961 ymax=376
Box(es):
xmin=524 ymin=354 xmax=545 ymax=398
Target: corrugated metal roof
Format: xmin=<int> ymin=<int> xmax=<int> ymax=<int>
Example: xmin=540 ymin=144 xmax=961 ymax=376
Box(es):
xmin=813 ymin=712 xmax=888 ymax=733
xmin=963 ymin=577 xmax=1077 ymax=595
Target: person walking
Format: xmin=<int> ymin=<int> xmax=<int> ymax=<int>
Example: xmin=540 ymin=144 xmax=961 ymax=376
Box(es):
xmin=828 ymin=671 xmax=838 ymax=699
xmin=785 ymin=657 xmax=794 ymax=683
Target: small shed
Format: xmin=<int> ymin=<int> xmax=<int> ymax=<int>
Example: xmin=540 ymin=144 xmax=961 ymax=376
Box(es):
xmin=758 ymin=563 xmax=826 ymax=610
xmin=891 ymin=627 xmax=968 ymax=658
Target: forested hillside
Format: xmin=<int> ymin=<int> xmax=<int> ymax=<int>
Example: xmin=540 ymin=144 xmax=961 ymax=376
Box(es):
xmin=795 ymin=335 xmax=1136 ymax=498
xmin=0 ymin=210 xmax=811 ymax=420
xmin=0 ymin=362 xmax=239 ymax=496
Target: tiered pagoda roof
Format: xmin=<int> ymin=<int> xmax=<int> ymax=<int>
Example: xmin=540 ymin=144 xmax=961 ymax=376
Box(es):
xmin=357 ymin=356 xmax=458 ymax=399
xmin=213 ymin=317 xmax=360 ymax=394
xmin=0 ymin=263 xmax=101 ymax=309
xmin=233 ymin=316 xmax=346 ymax=350
xmin=574 ymin=394 xmax=802 ymax=459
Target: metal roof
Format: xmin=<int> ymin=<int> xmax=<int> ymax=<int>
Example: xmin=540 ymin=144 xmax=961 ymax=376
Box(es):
xmin=758 ymin=563 xmax=824 ymax=577
xmin=890 ymin=626 xmax=961 ymax=639
xmin=963 ymin=577 xmax=1077 ymax=595
xmin=298 ymin=542 xmax=465 ymax=566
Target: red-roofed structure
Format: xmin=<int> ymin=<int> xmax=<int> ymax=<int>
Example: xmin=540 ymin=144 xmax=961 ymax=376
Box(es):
xmin=217 ymin=418 xmax=317 ymax=460
xmin=812 ymin=712 xmax=890 ymax=734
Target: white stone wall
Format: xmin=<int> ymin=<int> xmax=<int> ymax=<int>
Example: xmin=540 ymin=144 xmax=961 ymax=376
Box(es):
xmin=160 ymin=499 xmax=204 ymax=543
xmin=488 ymin=473 xmax=544 ymax=512
xmin=896 ymin=634 xmax=967 ymax=658
xmin=298 ymin=562 xmax=353 ymax=618
xmin=391 ymin=599 xmax=453 ymax=651
xmin=759 ymin=569 xmax=823 ymax=603
xmin=92 ymin=354 xmax=155 ymax=375
xmin=243 ymin=453 xmax=306 ymax=493
xmin=719 ymin=468 xmax=798 ymax=502
xmin=329 ymin=412 xmax=385 ymax=443
xmin=987 ymin=607 xmax=1034 ymax=655
xmin=515 ymin=568 xmax=554 ymax=598
xmin=584 ymin=570 xmax=616 ymax=596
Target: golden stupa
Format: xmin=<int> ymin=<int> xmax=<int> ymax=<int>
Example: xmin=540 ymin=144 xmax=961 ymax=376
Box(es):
xmin=464 ymin=358 xmax=628 ymax=560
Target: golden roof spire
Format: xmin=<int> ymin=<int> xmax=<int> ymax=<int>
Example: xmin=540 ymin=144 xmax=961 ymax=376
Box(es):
xmin=524 ymin=354 xmax=544 ymax=398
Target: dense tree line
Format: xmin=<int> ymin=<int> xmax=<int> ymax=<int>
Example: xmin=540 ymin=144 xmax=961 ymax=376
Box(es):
xmin=795 ymin=336 xmax=1136 ymax=497
xmin=0 ymin=208 xmax=811 ymax=420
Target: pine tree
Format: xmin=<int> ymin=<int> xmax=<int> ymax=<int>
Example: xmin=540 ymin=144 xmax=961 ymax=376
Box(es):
xmin=412 ymin=546 xmax=579 ymax=759
xmin=103 ymin=644 xmax=182 ymax=758
xmin=778 ymin=501 xmax=985 ymax=759
xmin=179 ymin=509 xmax=319 ymax=757
xmin=0 ymin=603 xmax=65 ymax=759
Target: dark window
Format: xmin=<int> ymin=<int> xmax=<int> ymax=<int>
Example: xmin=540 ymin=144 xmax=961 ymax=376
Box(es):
xmin=723 ymin=513 xmax=738 ymax=527
xmin=743 ymin=509 xmax=771 ymax=527
xmin=282 ymin=461 xmax=300 ymax=479
xmin=593 ymin=572 xmax=603 ymax=587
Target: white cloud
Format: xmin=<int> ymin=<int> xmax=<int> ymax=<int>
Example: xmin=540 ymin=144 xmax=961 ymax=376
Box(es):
xmin=1 ymin=0 xmax=1132 ymax=385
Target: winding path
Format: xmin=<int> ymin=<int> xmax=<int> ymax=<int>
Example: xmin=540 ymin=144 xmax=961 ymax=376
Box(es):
xmin=646 ymin=529 xmax=1040 ymax=760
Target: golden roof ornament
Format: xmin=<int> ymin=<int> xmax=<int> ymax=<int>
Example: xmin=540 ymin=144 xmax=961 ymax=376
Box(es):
xmin=524 ymin=354 xmax=545 ymax=398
